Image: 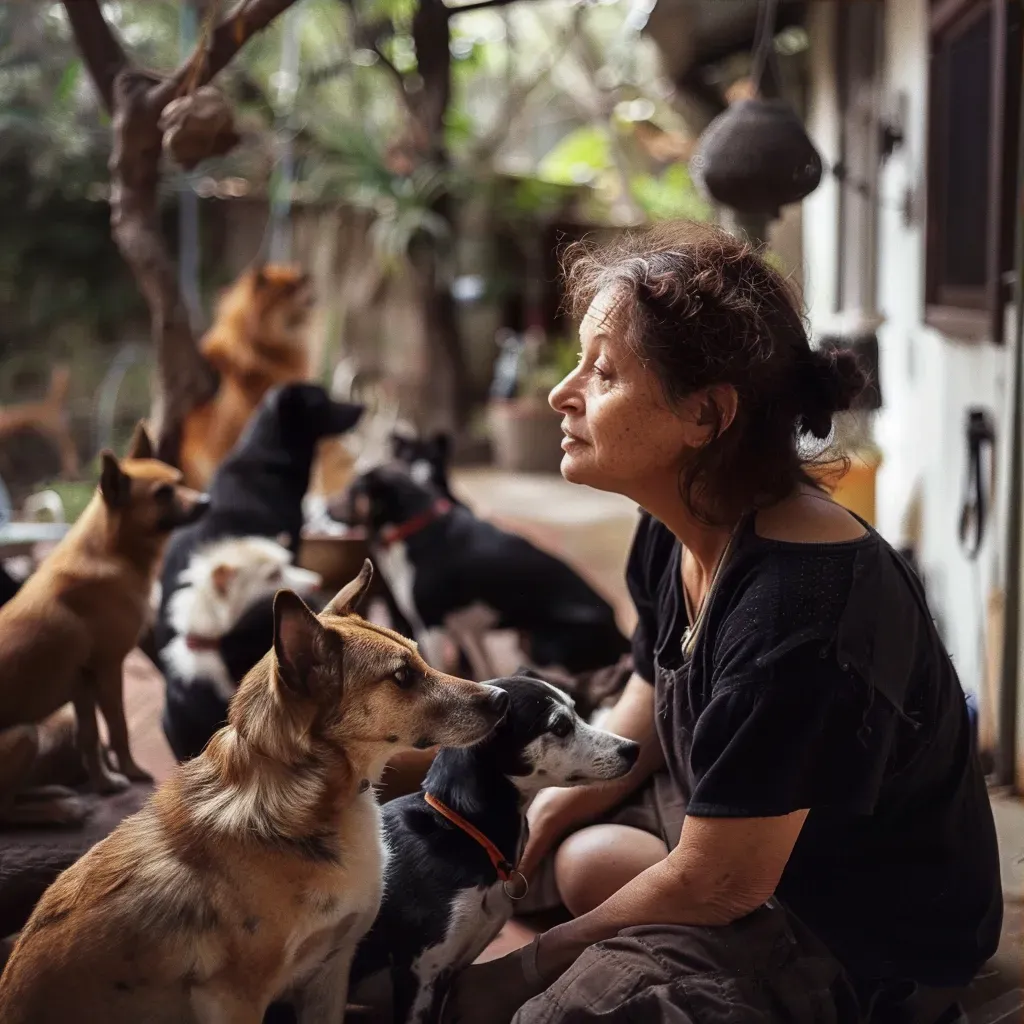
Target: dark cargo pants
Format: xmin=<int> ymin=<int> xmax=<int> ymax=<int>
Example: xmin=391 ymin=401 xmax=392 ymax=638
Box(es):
xmin=512 ymin=901 xmax=962 ymax=1024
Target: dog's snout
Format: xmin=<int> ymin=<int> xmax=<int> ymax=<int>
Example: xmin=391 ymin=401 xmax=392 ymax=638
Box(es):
xmin=183 ymin=493 xmax=211 ymax=524
xmin=479 ymin=686 xmax=509 ymax=718
xmin=620 ymin=741 xmax=640 ymax=769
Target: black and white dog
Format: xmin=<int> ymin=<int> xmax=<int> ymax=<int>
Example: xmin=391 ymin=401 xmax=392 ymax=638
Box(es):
xmin=332 ymin=465 xmax=631 ymax=676
xmin=350 ymin=672 xmax=639 ymax=1024
xmin=155 ymin=383 xmax=363 ymax=760
xmin=159 ymin=536 xmax=324 ymax=760
xmin=390 ymin=430 xmax=462 ymax=506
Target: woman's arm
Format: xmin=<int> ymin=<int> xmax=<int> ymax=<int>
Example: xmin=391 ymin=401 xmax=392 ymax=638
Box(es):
xmin=532 ymin=809 xmax=808 ymax=982
xmin=440 ymin=808 xmax=808 ymax=1024
xmin=519 ymin=673 xmax=664 ymax=878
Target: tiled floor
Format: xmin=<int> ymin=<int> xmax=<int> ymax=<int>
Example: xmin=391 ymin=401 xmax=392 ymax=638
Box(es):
xmin=125 ymin=467 xmax=1023 ymax=1006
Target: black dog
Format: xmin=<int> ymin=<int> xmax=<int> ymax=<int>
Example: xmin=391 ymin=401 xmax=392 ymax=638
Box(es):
xmin=351 ymin=672 xmax=639 ymax=1024
xmin=390 ymin=430 xmax=461 ymax=506
xmin=156 ymin=383 xmax=363 ymax=760
xmin=332 ymin=465 xmax=631 ymax=676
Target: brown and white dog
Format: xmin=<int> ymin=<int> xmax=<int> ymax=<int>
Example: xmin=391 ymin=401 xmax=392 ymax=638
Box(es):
xmin=0 ymin=561 xmax=508 ymax=1024
xmin=0 ymin=424 xmax=208 ymax=826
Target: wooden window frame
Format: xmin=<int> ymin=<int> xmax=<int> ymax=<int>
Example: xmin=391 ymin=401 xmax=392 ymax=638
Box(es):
xmin=925 ymin=0 xmax=1020 ymax=343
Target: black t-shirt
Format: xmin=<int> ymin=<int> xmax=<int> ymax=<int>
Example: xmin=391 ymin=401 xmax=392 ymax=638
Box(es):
xmin=627 ymin=511 xmax=1002 ymax=987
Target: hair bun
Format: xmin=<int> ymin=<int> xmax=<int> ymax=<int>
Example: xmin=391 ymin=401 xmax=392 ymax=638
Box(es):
xmin=797 ymin=349 xmax=867 ymax=439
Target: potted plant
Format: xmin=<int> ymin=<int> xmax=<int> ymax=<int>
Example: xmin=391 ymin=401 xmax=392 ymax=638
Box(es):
xmin=487 ymin=332 xmax=577 ymax=474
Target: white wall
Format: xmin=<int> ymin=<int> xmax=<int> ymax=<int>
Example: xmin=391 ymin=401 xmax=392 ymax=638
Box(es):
xmin=802 ymin=0 xmax=1012 ymax=699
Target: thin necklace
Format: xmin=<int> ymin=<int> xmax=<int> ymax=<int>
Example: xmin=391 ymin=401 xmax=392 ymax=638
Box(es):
xmin=681 ymin=519 xmax=742 ymax=656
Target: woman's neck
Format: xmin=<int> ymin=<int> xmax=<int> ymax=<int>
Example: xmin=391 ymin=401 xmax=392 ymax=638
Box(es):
xmin=633 ymin=481 xmax=736 ymax=576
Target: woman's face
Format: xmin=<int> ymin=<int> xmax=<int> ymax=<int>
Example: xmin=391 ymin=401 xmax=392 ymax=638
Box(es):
xmin=549 ymin=287 xmax=698 ymax=498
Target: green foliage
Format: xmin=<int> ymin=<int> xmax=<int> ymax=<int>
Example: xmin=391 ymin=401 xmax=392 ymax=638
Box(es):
xmin=306 ymin=124 xmax=454 ymax=269
xmin=630 ymin=164 xmax=711 ymax=222
xmin=537 ymin=126 xmax=611 ymax=185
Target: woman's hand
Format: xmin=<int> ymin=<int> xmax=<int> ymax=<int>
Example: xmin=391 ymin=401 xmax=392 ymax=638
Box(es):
xmin=519 ymin=789 xmax=573 ymax=880
xmin=440 ymin=942 xmax=548 ymax=1024
xmin=519 ymin=675 xmax=664 ymax=881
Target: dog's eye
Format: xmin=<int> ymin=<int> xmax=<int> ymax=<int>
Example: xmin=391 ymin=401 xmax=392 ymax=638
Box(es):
xmin=393 ymin=667 xmax=414 ymax=689
xmin=154 ymin=484 xmax=174 ymax=502
xmin=550 ymin=717 xmax=573 ymax=739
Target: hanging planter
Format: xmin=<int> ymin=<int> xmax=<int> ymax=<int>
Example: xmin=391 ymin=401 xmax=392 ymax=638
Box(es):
xmin=691 ymin=97 xmax=823 ymax=218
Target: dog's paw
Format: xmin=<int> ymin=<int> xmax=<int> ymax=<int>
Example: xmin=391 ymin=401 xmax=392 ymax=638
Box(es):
xmin=122 ymin=762 xmax=154 ymax=784
xmin=49 ymin=795 xmax=95 ymax=827
xmin=94 ymin=770 xmax=132 ymax=795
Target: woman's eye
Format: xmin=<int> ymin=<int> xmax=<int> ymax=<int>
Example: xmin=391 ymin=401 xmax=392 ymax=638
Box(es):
xmin=594 ymin=362 xmax=612 ymax=382
xmin=155 ymin=484 xmax=174 ymax=501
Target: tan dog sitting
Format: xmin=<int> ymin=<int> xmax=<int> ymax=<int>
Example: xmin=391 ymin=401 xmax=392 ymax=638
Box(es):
xmin=0 ymin=561 xmax=508 ymax=1024
xmin=180 ymin=265 xmax=314 ymax=491
xmin=0 ymin=425 xmax=208 ymax=826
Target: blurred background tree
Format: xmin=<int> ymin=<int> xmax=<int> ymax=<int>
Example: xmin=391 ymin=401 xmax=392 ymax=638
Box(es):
xmin=0 ymin=0 xmax=711 ymax=441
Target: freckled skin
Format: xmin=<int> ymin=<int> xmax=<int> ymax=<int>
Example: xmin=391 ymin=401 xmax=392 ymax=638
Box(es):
xmin=548 ymin=288 xmax=698 ymax=493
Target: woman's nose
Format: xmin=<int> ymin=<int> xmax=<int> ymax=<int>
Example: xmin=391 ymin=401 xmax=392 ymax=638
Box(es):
xmin=549 ymin=371 xmax=581 ymax=413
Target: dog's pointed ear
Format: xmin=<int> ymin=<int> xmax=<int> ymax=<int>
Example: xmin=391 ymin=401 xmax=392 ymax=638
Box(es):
xmin=99 ymin=451 xmax=130 ymax=508
xmin=273 ymin=590 xmax=328 ymax=696
xmin=127 ymin=421 xmax=154 ymax=460
xmin=322 ymin=559 xmax=374 ymax=616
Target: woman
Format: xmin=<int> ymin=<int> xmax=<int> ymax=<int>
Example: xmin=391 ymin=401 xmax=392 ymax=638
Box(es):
xmin=442 ymin=223 xmax=1001 ymax=1024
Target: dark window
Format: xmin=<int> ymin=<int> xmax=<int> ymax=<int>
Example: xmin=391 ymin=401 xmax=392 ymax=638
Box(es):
xmin=926 ymin=0 xmax=1022 ymax=341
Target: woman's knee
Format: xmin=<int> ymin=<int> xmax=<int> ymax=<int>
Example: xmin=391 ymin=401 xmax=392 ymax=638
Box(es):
xmin=554 ymin=824 xmax=668 ymax=917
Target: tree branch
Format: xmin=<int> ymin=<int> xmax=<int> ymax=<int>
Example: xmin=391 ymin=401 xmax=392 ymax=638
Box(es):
xmin=372 ymin=44 xmax=410 ymax=93
xmin=61 ymin=0 xmax=130 ymax=112
xmin=152 ymin=0 xmax=302 ymax=108
xmin=470 ymin=7 xmax=579 ymax=166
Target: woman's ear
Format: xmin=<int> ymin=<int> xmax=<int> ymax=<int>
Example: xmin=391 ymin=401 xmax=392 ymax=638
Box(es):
xmin=678 ymin=385 xmax=738 ymax=447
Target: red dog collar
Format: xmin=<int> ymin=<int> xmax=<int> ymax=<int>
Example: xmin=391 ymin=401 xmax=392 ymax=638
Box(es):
xmin=423 ymin=791 xmax=529 ymax=899
xmin=184 ymin=634 xmax=221 ymax=652
xmin=378 ymin=499 xmax=452 ymax=548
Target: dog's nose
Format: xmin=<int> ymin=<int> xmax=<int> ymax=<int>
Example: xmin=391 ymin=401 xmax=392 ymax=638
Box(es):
xmin=187 ymin=494 xmax=211 ymax=521
xmin=479 ymin=686 xmax=509 ymax=717
xmin=620 ymin=742 xmax=640 ymax=769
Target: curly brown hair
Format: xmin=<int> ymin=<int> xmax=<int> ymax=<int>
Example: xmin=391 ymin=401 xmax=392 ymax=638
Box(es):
xmin=562 ymin=221 xmax=866 ymax=524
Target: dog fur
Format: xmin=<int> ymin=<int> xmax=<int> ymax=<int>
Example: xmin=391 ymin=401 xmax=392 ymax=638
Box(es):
xmin=163 ymin=536 xmax=323 ymax=703
xmin=333 ymin=465 xmax=631 ymax=676
xmin=160 ymin=536 xmax=324 ymax=761
xmin=351 ymin=672 xmax=639 ymax=1023
xmin=0 ymin=425 xmax=208 ymax=826
xmin=389 ymin=431 xmax=459 ymax=506
xmin=158 ymin=385 xmax=364 ymax=762
xmin=0 ymin=561 xmax=508 ymax=1024
xmin=180 ymin=265 xmax=314 ymax=491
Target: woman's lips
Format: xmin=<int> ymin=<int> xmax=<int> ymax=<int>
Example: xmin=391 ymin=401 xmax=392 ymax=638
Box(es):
xmin=561 ymin=430 xmax=587 ymax=450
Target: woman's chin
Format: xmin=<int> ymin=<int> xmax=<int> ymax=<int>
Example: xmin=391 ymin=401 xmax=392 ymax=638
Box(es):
xmin=560 ymin=451 xmax=596 ymax=486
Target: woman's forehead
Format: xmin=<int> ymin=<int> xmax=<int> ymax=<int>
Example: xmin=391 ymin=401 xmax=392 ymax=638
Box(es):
xmin=582 ymin=286 xmax=623 ymax=334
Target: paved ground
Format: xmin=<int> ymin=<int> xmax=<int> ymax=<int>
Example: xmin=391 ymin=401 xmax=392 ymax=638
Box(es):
xmin=123 ymin=467 xmax=1022 ymax=1010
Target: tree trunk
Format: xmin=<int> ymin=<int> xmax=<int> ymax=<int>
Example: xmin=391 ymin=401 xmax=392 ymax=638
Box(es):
xmin=63 ymin=0 xmax=299 ymax=465
xmin=109 ymin=70 xmax=218 ymax=463
xmin=410 ymin=0 xmax=473 ymax=428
